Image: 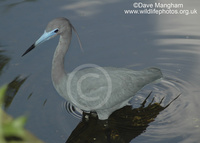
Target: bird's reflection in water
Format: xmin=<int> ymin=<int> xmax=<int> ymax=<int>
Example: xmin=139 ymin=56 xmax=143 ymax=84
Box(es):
xmin=66 ymin=92 xmax=180 ymax=143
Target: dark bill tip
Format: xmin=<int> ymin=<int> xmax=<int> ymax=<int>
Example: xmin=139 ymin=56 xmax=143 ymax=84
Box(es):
xmin=22 ymin=44 xmax=35 ymax=57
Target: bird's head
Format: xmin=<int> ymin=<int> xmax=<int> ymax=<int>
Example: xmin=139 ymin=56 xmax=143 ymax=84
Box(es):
xmin=22 ymin=17 xmax=82 ymax=57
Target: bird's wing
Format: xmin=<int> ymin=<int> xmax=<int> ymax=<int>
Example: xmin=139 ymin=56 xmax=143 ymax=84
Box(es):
xmin=65 ymin=67 xmax=162 ymax=111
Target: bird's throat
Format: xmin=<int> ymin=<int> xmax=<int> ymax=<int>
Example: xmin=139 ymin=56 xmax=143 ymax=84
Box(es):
xmin=51 ymin=34 xmax=71 ymax=85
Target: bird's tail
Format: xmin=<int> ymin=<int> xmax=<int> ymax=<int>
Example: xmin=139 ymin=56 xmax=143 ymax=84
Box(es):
xmin=142 ymin=67 xmax=163 ymax=85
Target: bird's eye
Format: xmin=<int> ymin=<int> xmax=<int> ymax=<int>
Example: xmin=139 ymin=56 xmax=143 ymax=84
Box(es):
xmin=54 ymin=29 xmax=59 ymax=33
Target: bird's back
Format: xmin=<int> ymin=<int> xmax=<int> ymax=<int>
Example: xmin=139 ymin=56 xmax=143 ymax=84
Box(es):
xmin=56 ymin=67 xmax=162 ymax=119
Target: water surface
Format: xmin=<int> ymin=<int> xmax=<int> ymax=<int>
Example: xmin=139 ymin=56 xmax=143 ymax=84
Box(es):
xmin=0 ymin=0 xmax=200 ymax=142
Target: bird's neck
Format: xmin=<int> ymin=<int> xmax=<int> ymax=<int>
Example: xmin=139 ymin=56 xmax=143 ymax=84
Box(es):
xmin=51 ymin=32 xmax=71 ymax=86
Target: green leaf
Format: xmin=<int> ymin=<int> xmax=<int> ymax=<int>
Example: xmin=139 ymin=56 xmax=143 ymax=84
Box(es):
xmin=3 ymin=116 xmax=27 ymax=138
xmin=0 ymin=85 xmax=7 ymax=105
xmin=0 ymin=85 xmax=8 ymax=143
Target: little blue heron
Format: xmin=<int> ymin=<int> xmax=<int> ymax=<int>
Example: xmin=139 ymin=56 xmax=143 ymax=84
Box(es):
xmin=22 ymin=17 xmax=162 ymax=120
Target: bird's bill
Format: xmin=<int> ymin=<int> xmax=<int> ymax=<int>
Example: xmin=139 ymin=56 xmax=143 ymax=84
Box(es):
xmin=22 ymin=29 xmax=57 ymax=56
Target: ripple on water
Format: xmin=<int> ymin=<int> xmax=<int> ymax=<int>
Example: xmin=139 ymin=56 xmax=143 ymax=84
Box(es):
xmin=65 ymin=102 xmax=83 ymax=120
xmin=133 ymin=69 xmax=199 ymax=142
xmin=64 ymin=67 xmax=199 ymax=142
